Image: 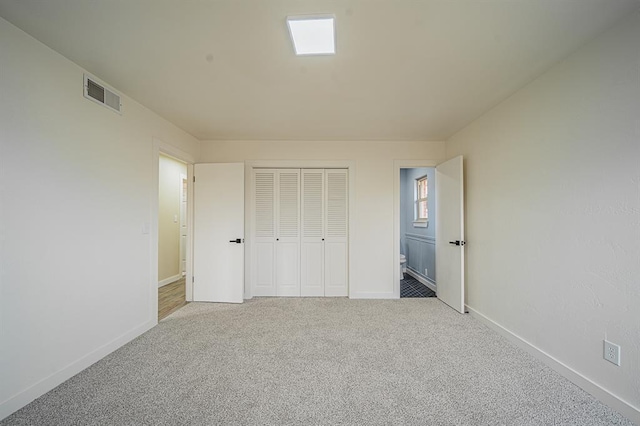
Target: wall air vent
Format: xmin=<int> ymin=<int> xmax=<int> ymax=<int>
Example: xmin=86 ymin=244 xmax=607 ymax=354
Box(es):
xmin=83 ymin=74 xmax=122 ymax=114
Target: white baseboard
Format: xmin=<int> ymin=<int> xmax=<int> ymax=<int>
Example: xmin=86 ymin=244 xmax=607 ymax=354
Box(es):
xmin=466 ymin=305 xmax=640 ymax=425
xmin=350 ymin=291 xmax=396 ymax=299
xmin=158 ymin=274 xmax=182 ymax=288
xmin=405 ymin=269 xmax=436 ymax=292
xmin=0 ymin=320 xmax=155 ymax=421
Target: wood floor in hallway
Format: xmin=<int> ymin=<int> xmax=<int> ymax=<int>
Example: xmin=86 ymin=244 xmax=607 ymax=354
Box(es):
xmin=158 ymin=277 xmax=188 ymax=320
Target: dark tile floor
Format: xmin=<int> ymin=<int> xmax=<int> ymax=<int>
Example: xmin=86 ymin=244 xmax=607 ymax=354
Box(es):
xmin=401 ymin=274 xmax=436 ymax=298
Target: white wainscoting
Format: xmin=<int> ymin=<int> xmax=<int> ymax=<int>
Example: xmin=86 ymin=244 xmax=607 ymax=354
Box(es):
xmin=405 ymin=233 xmax=436 ymax=285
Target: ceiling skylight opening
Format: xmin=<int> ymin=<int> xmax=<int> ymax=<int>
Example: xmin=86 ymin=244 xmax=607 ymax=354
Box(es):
xmin=287 ymin=15 xmax=336 ymax=56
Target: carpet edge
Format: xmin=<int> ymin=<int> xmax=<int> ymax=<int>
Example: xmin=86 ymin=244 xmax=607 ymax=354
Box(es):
xmin=0 ymin=319 xmax=156 ymax=421
xmin=466 ymin=305 xmax=640 ymax=426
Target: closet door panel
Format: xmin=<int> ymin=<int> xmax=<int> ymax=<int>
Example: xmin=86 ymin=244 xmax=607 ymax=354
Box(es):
xmin=324 ymin=242 xmax=348 ymax=297
xmin=252 ymin=168 xmax=348 ymax=298
xmin=325 ymin=170 xmax=348 ymax=240
xmin=301 ymin=170 xmax=324 ymax=296
xmin=252 ymin=170 xmax=276 ymax=296
xmin=324 ymin=170 xmax=348 ymax=297
xmin=276 ymin=242 xmax=300 ymax=296
xmin=277 ymin=171 xmax=300 ymax=240
xmin=301 ymin=243 xmax=324 ymax=296
xmin=276 ymin=170 xmax=300 ymax=296
xmin=254 ymin=243 xmax=275 ymax=296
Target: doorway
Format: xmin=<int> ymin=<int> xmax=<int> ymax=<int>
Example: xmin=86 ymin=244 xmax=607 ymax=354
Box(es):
xmin=151 ymin=139 xmax=195 ymax=323
xmin=393 ymin=160 xmax=437 ymax=298
xmin=394 ymin=157 xmax=466 ymax=312
xmin=158 ymin=154 xmax=189 ymax=319
xmin=399 ymin=167 xmax=436 ymax=298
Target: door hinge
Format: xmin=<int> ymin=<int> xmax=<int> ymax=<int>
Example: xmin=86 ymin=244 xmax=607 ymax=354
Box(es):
xmin=193 ymin=176 xmax=196 ymax=183
xmin=192 ymin=276 xmax=194 ymax=283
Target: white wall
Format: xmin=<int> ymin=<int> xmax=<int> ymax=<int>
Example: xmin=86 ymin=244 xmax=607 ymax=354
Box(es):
xmin=0 ymin=17 xmax=199 ymax=419
xmin=199 ymin=140 xmax=445 ymax=298
xmin=158 ymin=154 xmax=187 ymax=283
xmin=446 ymin=13 xmax=640 ymax=421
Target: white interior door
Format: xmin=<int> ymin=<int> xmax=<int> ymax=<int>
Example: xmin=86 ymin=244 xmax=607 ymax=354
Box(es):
xmin=193 ymin=163 xmax=245 ymax=303
xmin=435 ymin=156 xmax=465 ymax=313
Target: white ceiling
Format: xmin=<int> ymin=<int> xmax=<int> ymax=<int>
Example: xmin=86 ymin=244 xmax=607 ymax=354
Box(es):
xmin=1 ymin=0 xmax=638 ymax=141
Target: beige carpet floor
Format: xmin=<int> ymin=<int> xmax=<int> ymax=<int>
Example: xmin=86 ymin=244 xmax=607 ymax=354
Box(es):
xmin=2 ymin=298 xmax=634 ymax=425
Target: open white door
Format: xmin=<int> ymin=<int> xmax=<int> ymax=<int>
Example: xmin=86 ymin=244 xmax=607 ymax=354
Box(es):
xmin=193 ymin=163 xmax=245 ymax=303
xmin=436 ymin=156 xmax=465 ymax=313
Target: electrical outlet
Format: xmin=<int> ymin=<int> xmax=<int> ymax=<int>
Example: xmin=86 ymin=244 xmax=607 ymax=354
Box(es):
xmin=424 ymin=268 xmax=428 ymax=276
xmin=603 ymin=340 xmax=621 ymax=366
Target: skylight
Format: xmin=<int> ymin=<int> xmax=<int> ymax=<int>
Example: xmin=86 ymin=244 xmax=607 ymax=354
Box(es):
xmin=286 ymin=15 xmax=336 ymax=55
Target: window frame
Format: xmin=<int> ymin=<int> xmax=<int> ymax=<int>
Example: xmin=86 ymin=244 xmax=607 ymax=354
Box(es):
xmin=413 ymin=175 xmax=428 ymax=227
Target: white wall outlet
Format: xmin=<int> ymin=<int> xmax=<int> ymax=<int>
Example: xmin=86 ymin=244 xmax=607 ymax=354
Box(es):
xmin=603 ymin=340 xmax=621 ymax=366
xmin=424 ymin=268 xmax=428 ymax=276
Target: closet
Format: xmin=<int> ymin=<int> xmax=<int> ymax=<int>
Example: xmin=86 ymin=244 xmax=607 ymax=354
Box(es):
xmin=252 ymin=168 xmax=348 ymax=297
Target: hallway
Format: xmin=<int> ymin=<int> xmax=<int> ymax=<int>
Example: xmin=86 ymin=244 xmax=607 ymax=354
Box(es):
xmin=158 ymin=278 xmax=188 ymax=320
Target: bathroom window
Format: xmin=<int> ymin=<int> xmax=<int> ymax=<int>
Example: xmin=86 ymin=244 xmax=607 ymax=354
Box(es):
xmin=414 ymin=176 xmax=428 ymax=227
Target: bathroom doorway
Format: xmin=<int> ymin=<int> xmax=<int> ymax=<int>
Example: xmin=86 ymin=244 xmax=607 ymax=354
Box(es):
xmin=399 ymin=167 xmax=436 ymax=298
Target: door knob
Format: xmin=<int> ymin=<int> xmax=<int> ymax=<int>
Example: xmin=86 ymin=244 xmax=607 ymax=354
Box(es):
xmin=448 ymin=240 xmax=466 ymax=246
xmin=229 ymin=238 xmax=243 ymax=244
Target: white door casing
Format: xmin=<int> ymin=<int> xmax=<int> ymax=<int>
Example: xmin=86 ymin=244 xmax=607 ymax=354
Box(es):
xmin=435 ymin=156 xmax=465 ymax=313
xmin=180 ymin=173 xmax=187 ymax=276
xmin=193 ymin=163 xmax=245 ymax=303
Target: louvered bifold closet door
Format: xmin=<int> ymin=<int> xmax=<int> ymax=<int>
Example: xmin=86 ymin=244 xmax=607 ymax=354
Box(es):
xmin=252 ymin=170 xmax=277 ymax=296
xmin=275 ymin=170 xmax=301 ymax=296
xmin=324 ymin=170 xmax=349 ymax=296
xmin=300 ymin=170 xmax=325 ymax=296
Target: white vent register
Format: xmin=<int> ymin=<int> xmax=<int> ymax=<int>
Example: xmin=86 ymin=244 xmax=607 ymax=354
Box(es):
xmin=83 ymin=74 xmax=122 ymax=114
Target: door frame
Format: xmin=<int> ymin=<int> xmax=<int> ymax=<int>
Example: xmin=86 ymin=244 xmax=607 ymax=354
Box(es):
xmin=393 ymin=159 xmax=439 ymax=299
xmin=179 ymin=172 xmax=188 ymax=276
xmin=245 ymin=160 xmax=356 ymax=299
xmin=151 ymin=138 xmax=195 ymax=325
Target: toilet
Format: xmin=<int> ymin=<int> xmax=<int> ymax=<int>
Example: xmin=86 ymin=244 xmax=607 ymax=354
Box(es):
xmin=399 ymin=254 xmax=407 ymax=279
